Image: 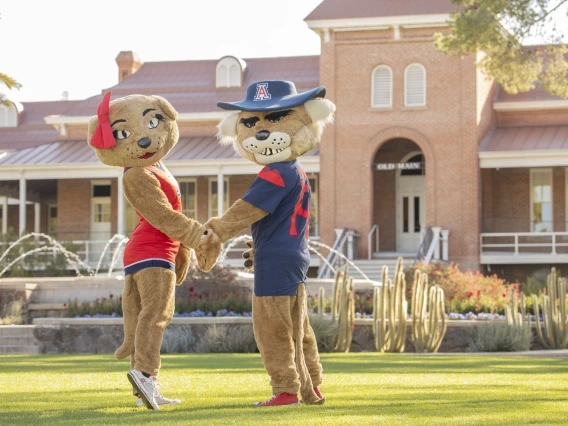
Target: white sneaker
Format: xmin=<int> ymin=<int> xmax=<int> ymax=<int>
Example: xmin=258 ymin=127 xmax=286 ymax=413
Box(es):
xmin=135 ymin=383 xmax=181 ymax=407
xmin=127 ymin=370 xmax=159 ymax=410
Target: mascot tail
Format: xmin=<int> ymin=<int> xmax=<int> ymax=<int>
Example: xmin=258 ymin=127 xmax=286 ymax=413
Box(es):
xmin=295 ymin=283 xmax=323 ymax=404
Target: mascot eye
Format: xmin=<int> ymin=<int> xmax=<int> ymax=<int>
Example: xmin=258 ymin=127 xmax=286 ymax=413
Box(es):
xmin=268 ymin=116 xmax=284 ymax=123
xmin=113 ymin=130 xmax=131 ymax=140
xmin=244 ymin=122 xmax=256 ymax=128
xmin=147 ymin=117 xmax=159 ymax=129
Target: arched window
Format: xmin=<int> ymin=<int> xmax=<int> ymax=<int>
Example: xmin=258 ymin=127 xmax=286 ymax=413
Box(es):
xmin=405 ymin=63 xmax=426 ymax=107
xmin=371 ymin=65 xmax=392 ymax=108
xmin=0 ymin=104 xmax=17 ymax=127
xmin=216 ymin=57 xmax=246 ymax=88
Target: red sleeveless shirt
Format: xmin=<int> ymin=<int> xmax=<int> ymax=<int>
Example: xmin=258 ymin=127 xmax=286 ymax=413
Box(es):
xmin=123 ymin=162 xmax=182 ymax=276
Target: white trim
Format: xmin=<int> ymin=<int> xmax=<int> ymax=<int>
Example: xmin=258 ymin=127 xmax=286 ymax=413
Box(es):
xmin=494 ymin=100 xmax=568 ymax=112
xmin=306 ymin=14 xmax=450 ymax=30
xmin=334 ymin=25 xmax=390 ymax=32
xmin=479 ymin=150 xmax=568 ymax=168
xmin=371 ymin=65 xmax=393 ymax=108
xmin=44 ymin=111 xmax=233 ymax=126
xmin=178 ymin=177 xmax=198 ymax=219
xmin=0 ymin=156 xmax=320 ymax=181
xmin=480 ymin=253 xmax=568 ymax=265
xmin=404 ymin=63 xmax=426 ymax=107
xmin=208 ymin=177 xmax=229 ymax=219
xmin=530 ymin=168 xmax=553 ymax=232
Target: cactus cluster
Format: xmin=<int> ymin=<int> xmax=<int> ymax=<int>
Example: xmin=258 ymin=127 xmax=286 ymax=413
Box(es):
xmin=331 ymin=265 xmax=355 ymax=352
xmin=533 ymin=267 xmax=568 ymax=349
xmin=317 ymin=286 xmax=325 ymax=317
xmin=410 ymin=270 xmax=447 ymax=353
xmin=505 ymin=289 xmax=530 ymax=329
xmin=373 ymin=258 xmax=407 ymax=353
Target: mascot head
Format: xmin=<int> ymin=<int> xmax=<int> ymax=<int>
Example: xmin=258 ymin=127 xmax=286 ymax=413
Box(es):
xmin=87 ymin=92 xmax=179 ymax=168
xmin=216 ymin=81 xmax=335 ymax=166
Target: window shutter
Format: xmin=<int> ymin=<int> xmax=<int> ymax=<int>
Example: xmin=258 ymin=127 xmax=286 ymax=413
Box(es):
xmin=372 ymin=66 xmax=392 ymax=108
xmin=405 ymin=64 xmax=426 ymax=106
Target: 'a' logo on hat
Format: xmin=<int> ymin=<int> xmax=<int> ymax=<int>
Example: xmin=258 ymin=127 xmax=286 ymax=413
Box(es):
xmin=254 ymin=83 xmax=271 ymax=101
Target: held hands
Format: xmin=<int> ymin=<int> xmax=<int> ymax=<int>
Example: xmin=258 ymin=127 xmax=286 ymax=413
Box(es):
xmin=242 ymin=240 xmax=254 ymax=271
xmin=194 ymin=229 xmax=222 ymax=272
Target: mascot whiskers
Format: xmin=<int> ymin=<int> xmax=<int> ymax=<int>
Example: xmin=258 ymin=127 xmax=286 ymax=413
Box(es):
xmin=88 ymin=92 xmax=221 ymax=410
xmin=205 ymin=80 xmax=335 ymax=406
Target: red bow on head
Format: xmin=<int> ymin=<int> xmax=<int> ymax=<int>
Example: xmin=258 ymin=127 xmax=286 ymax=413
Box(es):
xmin=90 ymin=92 xmax=116 ymax=149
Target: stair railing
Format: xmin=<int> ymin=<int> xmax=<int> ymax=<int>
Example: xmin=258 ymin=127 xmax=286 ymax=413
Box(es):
xmin=368 ymin=224 xmax=379 ymax=259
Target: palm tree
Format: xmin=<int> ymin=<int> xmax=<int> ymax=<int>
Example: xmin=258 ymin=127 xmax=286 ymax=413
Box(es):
xmin=0 ymin=72 xmax=22 ymax=106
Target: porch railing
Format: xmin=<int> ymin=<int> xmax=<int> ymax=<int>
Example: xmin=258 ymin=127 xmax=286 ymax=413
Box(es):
xmin=480 ymin=232 xmax=568 ymax=256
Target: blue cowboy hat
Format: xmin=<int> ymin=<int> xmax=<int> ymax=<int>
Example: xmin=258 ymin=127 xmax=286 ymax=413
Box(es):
xmin=217 ymin=80 xmax=326 ymax=112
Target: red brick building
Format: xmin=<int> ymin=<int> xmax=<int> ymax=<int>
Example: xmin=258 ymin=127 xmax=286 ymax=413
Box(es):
xmin=0 ymin=0 xmax=567 ymax=279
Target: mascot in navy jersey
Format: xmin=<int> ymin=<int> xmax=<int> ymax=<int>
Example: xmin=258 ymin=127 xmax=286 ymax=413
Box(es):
xmin=201 ymin=80 xmax=335 ymax=406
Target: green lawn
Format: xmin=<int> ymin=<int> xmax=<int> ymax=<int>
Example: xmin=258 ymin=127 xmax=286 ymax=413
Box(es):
xmin=0 ymin=353 xmax=567 ymax=425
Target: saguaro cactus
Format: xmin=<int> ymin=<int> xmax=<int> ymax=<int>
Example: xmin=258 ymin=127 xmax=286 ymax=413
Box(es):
xmin=506 ymin=289 xmax=530 ymax=328
xmin=331 ymin=266 xmax=355 ymax=352
xmin=373 ymin=257 xmax=407 ymax=353
xmin=411 ymin=270 xmax=447 ymax=353
xmin=533 ymin=267 xmax=568 ymax=349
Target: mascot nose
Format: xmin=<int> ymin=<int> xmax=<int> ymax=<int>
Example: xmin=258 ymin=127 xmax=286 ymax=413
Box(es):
xmin=137 ymin=137 xmax=151 ymax=149
xmin=256 ymin=131 xmax=270 ymax=141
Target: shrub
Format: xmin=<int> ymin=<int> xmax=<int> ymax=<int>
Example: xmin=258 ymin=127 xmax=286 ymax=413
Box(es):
xmin=407 ymin=262 xmax=510 ymax=314
xmin=308 ymin=315 xmax=339 ymax=353
xmin=175 ymin=265 xmax=252 ymax=316
xmin=0 ymin=300 xmax=25 ymax=325
xmin=161 ymin=326 xmax=196 ymax=354
xmin=64 ymin=294 xmax=122 ymax=317
xmin=466 ymin=321 xmax=532 ymax=352
xmin=523 ymin=268 xmax=558 ymax=296
xmin=194 ymin=325 xmax=258 ymax=353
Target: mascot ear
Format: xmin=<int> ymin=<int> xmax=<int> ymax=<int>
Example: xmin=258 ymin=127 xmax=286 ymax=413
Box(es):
xmin=304 ymin=99 xmax=336 ymax=125
xmin=87 ymin=115 xmax=99 ymax=147
xmin=151 ymin=95 xmax=178 ymax=120
xmin=217 ymin=112 xmax=240 ymax=144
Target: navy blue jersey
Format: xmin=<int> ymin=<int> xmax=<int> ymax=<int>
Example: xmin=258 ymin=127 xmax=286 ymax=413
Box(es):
xmin=242 ymin=160 xmax=311 ymax=296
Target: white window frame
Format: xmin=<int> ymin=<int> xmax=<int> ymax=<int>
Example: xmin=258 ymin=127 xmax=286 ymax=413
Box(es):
xmin=47 ymin=204 xmax=57 ymax=235
xmin=0 ymin=104 xmax=17 ymax=127
xmin=530 ymin=168 xmax=553 ymax=232
xmin=178 ymin=178 xmax=198 ymax=220
xmin=308 ymin=173 xmax=319 ymax=238
xmin=404 ymin=63 xmax=427 ymax=107
xmin=371 ymin=65 xmax=393 ymax=108
xmin=208 ymin=177 xmax=230 ymax=218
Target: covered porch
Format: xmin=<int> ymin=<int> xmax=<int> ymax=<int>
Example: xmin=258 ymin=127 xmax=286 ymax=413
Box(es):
xmin=479 ymin=125 xmax=568 ymax=265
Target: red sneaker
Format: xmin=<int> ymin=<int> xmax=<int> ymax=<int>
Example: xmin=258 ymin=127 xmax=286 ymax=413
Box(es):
xmin=314 ymin=387 xmax=324 ymax=400
xmin=254 ymin=392 xmax=299 ymax=407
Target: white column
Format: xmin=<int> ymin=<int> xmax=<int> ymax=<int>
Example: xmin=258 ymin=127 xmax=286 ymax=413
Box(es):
xmin=19 ymin=175 xmax=26 ymax=236
xmin=1 ymin=196 xmax=7 ymax=235
xmin=34 ymin=202 xmax=40 ymax=234
xmin=217 ymin=168 xmax=224 ymax=216
xmin=441 ymin=229 xmax=450 ymax=261
xmin=117 ymin=173 xmax=125 ymax=236
xmin=432 ymin=226 xmax=442 ymax=261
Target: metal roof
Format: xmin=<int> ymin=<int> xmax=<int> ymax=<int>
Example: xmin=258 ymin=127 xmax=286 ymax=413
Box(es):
xmin=480 ymin=125 xmax=568 ymax=152
xmin=0 ymin=137 xmax=319 ymax=166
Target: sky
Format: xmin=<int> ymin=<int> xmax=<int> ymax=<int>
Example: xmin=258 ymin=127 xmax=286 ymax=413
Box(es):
xmin=0 ymin=0 xmax=324 ymax=102
xmin=2 ymin=1 xmax=567 ymax=103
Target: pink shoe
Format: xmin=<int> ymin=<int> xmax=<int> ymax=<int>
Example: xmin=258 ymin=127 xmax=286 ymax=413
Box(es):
xmin=254 ymin=392 xmax=300 ymax=407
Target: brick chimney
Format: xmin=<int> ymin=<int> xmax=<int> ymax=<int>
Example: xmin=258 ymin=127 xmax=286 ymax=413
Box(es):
xmin=115 ymin=51 xmax=143 ymax=82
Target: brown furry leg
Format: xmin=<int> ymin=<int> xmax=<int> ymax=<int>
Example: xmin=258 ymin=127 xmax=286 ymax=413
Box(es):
xmin=303 ymin=315 xmax=323 ymax=388
xmin=132 ymin=267 xmax=176 ymax=376
xmin=115 ymin=274 xmax=141 ymax=360
xmin=291 ymin=284 xmax=320 ymax=404
xmin=252 ymin=294 xmax=300 ymax=396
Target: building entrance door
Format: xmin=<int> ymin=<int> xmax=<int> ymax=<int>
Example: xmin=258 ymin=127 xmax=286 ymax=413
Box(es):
xmin=396 ymin=153 xmax=425 ymax=253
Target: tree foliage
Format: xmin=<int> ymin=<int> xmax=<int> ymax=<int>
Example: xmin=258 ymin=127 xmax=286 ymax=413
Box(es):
xmin=435 ymin=0 xmax=568 ymax=98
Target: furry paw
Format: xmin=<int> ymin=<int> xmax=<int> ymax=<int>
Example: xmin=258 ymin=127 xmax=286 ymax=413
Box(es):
xmin=174 ymin=244 xmax=190 ymax=285
xmin=195 ymin=230 xmax=222 ymax=272
xmin=242 ymin=240 xmax=254 ymax=271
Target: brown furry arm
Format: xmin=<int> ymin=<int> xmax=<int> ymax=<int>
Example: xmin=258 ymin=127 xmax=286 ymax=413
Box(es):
xmin=204 ymin=199 xmax=268 ymax=243
xmin=123 ymin=168 xmax=206 ymax=248
xmin=174 ymin=244 xmax=190 ymax=285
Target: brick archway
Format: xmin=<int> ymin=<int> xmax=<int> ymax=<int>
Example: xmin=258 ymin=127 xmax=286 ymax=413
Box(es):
xmin=361 ymin=126 xmax=437 ymax=257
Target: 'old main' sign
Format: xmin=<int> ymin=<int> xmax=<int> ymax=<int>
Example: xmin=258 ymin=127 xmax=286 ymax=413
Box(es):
xmin=375 ymin=162 xmax=422 ymax=171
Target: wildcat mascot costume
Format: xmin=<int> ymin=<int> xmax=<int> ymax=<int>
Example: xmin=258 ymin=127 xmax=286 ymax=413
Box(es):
xmin=207 ymin=80 xmax=335 ymax=406
xmin=88 ymin=92 xmax=222 ymax=410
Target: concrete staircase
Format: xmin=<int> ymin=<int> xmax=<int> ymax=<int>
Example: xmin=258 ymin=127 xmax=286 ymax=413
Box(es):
xmin=0 ymin=325 xmax=39 ymax=354
xmin=348 ymin=255 xmax=416 ymax=282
